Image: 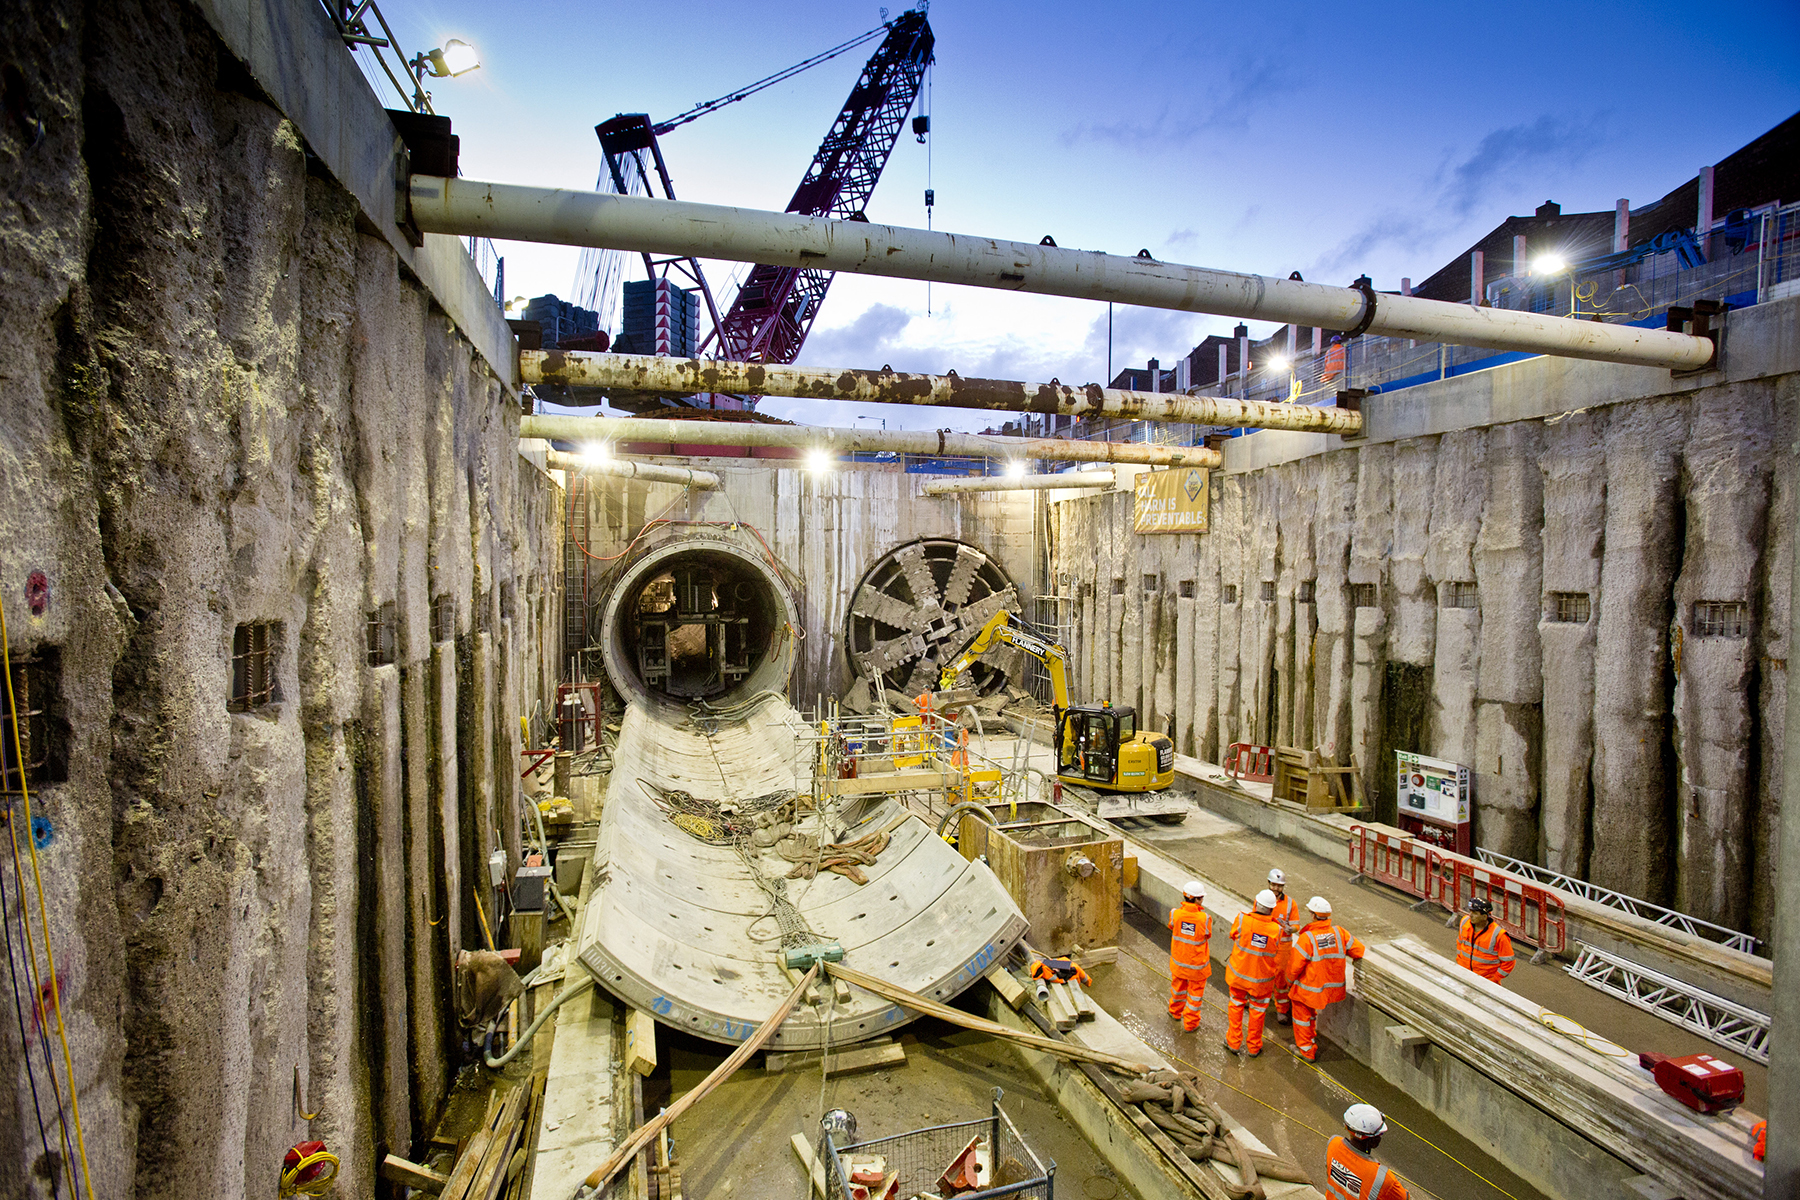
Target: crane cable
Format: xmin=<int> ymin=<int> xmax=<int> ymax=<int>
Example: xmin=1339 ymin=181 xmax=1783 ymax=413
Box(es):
xmin=652 ymin=23 xmax=890 ymax=135
xmin=0 ymin=596 xmax=97 ymax=1200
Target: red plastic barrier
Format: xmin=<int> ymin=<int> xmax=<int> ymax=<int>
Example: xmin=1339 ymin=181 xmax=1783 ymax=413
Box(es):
xmin=1224 ymin=742 xmax=1274 ymax=782
xmin=1430 ymin=852 xmax=1566 ymax=955
xmin=1347 ymin=824 xmax=1431 ymax=900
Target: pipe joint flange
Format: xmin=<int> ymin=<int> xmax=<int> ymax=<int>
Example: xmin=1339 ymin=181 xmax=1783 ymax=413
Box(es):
xmin=1344 ymin=276 xmax=1379 ymax=340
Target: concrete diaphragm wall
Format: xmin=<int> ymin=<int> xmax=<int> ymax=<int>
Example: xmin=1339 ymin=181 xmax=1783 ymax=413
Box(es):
xmin=0 ymin=2 xmax=563 ymax=1193
xmin=1047 ymin=335 xmax=1798 ymax=941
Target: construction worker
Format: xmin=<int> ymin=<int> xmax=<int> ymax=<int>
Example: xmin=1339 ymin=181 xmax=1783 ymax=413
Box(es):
xmin=1223 ymin=889 xmax=1284 ymax=1057
xmin=1167 ymin=881 xmax=1212 ymax=1032
xmin=1266 ymin=867 xmax=1303 ymax=1025
xmin=1321 ymin=335 xmax=1347 ymax=384
xmin=1286 ymin=896 xmax=1366 ymax=1061
xmin=1324 ymin=1104 xmax=1409 ymax=1200
xmin=1456 ymin=897 xmax=1515 ymax=984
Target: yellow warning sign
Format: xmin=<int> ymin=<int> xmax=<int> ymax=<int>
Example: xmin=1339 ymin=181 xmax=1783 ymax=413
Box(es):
xmin=1133 ymin=467 xmax=1210 ymax=534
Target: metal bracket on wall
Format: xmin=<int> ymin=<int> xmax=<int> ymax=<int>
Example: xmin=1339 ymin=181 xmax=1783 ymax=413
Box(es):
xmin=1667 ymin=298 xmax=1725 ymax=377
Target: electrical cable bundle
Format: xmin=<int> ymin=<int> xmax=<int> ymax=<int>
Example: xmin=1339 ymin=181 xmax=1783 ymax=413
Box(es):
xmin=0 ymin=597 xmax=96 ymax=1200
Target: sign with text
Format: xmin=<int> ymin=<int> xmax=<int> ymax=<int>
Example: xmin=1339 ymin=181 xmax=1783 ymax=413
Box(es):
xmin=1133 ymin=467 xmax=1210 ymax=534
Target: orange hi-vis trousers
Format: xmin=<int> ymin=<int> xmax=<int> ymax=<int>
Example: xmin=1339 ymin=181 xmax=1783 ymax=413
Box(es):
xmin=1169 ymin=970 xmax=1208 ymax=1030
xmin=1227 ymin=987 xmax=1270 ymax=1053
xmin=1291 ymin=1000 xmax=1320 ymax=1059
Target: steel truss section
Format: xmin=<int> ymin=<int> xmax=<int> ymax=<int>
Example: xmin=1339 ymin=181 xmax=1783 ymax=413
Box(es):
xmin=1566 ymin=942 xmax=1770 ymax=1064
xmin=1475 ymin=846 xmax=1761 ymax=956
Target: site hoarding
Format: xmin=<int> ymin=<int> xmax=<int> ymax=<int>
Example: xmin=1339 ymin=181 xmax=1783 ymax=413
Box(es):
xmin=1133 ymin=467 xmax=1210 ymax=534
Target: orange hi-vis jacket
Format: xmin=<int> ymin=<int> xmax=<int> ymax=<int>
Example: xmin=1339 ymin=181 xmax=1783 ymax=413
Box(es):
xmin=1456 ymin=916 xmax=1515 ymax=982
xmin=1288 ymin=920 xmax=1366 ymax=1007
xmin=1323 ymin=1135 xmax=1408 ymax=1200
xmin=1226 ymin=910 xmax=1284 ymax=996
xmin=1270 ymin=893 xmax=1302 ymax=970
xmin=1169 ymin=902 xmax=1213 ymax=979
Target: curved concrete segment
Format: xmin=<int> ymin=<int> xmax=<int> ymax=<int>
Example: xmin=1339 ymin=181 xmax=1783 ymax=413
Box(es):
xmin=576 ymin=695 xmax=1028 ymax=1049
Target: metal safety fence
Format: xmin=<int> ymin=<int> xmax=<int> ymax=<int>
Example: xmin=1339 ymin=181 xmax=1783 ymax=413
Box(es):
xmin=1223 ymin=742 xmax=1273 ymax=782
xmin=819 ymin=1089 xmax=1054 ymax=1200
xmin=1348 ymin=826 xmax=1565 ymax=959
xmin=1475 ymin=846 xmax=1759 ymax=956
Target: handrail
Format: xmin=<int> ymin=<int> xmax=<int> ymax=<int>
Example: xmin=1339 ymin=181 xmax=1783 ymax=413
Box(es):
xmin=1473 ymin=846 xmax=1760 ymax=956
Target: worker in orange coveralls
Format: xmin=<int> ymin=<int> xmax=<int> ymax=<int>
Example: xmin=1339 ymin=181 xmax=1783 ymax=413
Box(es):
xmin=1166 ymin=880 xmax=1212 ymax=1031
xmin=1324 ymin=1105 xmax=1410 ymax=1199
xmin=1285 ymin=896 xmax=1366 ymax=1061
xmin=1265 ymin=867 xmax=1303 ymax=1025
xmin=1223 ymin=890 xmax=1283 ymax=1057
xmin=1456 ymin=897 xmax=1515 ymax=984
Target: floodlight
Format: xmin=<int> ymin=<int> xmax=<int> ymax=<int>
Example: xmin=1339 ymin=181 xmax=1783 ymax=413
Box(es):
xmin=1006 ymin=460 xmax=1027 ymax=479
xmin=1267 ymin=355 xmax=1290 ymax=374
xmin=1532 ymin=254 xmax=1567 ymax=275
xmin=808 ymin=449 xmax=833 ymax=474
xmin=584 ymin=442 xmax=611 ymax=465
xmin=427 ymin=39 xmax=481 ymax=78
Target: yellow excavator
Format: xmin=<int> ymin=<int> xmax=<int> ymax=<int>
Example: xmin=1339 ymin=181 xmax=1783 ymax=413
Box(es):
xmin=938 ymin=610 xmax=1175 ymax=794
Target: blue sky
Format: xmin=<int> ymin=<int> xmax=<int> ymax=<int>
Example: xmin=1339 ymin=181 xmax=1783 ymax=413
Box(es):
xmin=366 ymin=1 xmax=1799 ymax=429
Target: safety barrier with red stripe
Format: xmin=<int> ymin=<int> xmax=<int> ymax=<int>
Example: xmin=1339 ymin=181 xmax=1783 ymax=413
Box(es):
xmin=1347 ymin=824 xmax=1432 ymax=899
xmin=1224 ymin=742 xmax=1274 ymax=782
xmin=1347 ymin=825 xmax=1567 ymax=956
xmin=1429 ymin=854 xmax=1566 ymax=956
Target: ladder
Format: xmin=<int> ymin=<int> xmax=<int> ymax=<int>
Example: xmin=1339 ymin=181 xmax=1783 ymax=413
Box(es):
xmin=1566 ymin=942 xmax=1769 ymax=1064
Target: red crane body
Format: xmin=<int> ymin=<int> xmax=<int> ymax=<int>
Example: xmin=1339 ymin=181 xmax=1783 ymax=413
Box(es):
xmin=591 ymin=9 xmax=933 ymax=405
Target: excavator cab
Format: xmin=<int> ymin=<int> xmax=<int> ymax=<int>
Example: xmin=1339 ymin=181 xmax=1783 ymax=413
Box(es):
xmin=1055 ymin=704 xmax=1175 ymax=793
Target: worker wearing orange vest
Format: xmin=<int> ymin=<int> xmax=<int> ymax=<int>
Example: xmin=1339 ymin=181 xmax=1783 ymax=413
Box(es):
xmin=1266 ymin=867 xmax=1303 ymax=1024
xmin=1456 ymin=897 xmax=1515 ymax=984
xmin=1286 ymin=896 xmax=1366 ymax=1061
xmin=1167 ymin=880 xmax=1213 ymax=1032
xmin=1320 ymin=336 xmax=1347 ymax=384
xmin=1223 ymin=890 xmax=1284 ymax=1056
xmin=1324 ymin=1105 xmax=1409 ymax=1200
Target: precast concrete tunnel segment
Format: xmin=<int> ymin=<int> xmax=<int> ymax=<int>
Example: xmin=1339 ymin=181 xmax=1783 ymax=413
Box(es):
xmin=410 ymin=175 xmax=1718 ymax=371
xmin=575 ymin=530 xmax=1027 ymax=1050
xmin=598 ymin=533 xmax=797 ymax=709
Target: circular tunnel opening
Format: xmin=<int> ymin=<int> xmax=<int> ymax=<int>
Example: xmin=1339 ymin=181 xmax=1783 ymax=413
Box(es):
xmin=601 ymin=538 xmax=796 ymax=709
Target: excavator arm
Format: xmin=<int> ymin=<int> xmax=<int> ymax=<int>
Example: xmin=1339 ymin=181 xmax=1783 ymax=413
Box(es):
xmin=937 ymin=611 xmax=1070 ymax=711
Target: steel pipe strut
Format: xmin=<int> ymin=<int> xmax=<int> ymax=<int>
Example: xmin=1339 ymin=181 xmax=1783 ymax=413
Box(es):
xmin=411 ymin=176 xmax=1717 ymax=371
xmin=924 ymin=472 xmax=1115 ymax=496
xmin=524 ymin=351 xmax=1364 ymax=435
xmin=519 ymin=415 xmax=1218 ymax=468
xmin=542 ymin=449 xmax=721 ymax=488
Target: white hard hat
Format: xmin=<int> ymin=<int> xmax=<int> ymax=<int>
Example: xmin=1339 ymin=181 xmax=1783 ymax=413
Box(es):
xmin=1182 ymin=880 xmax=1205 ymax=900
xmin=1254 ymin=889 xmax=1277 ymax=911
xmin=1267 ymin=868 xmax=1286 ymax=886
xmin=1344 ymin=1104 xmax=1388 ymax=1137
xmin=1307 ymin=895 xmax=1332 ymax=915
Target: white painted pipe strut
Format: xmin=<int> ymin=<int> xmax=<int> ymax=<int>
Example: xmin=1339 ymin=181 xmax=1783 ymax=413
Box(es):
xmin=519 ymin=414 xmax=1218 ymax=468
xmin=542 ymin=450 xmax=721 ymax=489
xmin=410 ymin=176 xmax=1716 ymax=371
xmin=924 ymin=471 xmax=1116 ymax=496
xmin=523 ymin=350 xmax=1363 ymax=435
